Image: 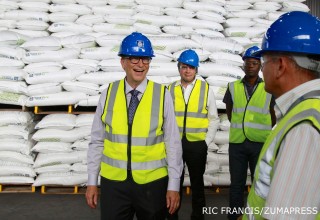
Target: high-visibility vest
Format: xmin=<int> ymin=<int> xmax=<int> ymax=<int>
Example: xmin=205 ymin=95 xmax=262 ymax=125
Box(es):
xmin=101 ymin=79 xmax=168 ymax=184
xmin=169 ymin=79 xmax=209 ymax=141
xmin=229 ymin=80 xmax=272 ymax=143
xmin=244 ymin=92 xmax=320 ymax=220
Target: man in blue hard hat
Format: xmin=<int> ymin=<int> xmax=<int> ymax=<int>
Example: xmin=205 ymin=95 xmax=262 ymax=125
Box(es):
xmin=86 ymin=32 xmax=183 ymax=220
xmin=168 ymin=49 xmax=219 ymax=220
xmin=223 ymin=46 xmax=276 ymax=220
xmin=243 ymin=11 xmax=320 ymax=220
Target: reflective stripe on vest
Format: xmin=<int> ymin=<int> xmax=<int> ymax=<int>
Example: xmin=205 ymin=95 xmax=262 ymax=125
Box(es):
xmin=229 ymin=80 xmax=272 ymax=143
xmin=100 ymin=79 xmax=168 ymax=184
xmin=169 ymin=80 xmax=209 ymax=141
xmin=244 ymin=92 xmax=320 ymax=220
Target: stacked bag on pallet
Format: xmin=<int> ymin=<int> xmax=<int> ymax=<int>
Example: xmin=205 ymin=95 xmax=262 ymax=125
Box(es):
xmin=31 ymin=113 xmax=93 ymax=186
xmin=0 ymin=111 xmax=36 ymax=184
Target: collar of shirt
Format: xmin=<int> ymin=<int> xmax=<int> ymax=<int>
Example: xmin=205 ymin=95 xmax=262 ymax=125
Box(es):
xmin=274 ymin=79 xmax=320 ymax=120
xmin=125 ymin=77 xmax=147 ymax=95
xmin=175 ymin=78 xmax=197 ymax=89
xmin=241 ymin=76 xmax=263 ymax=86
xmin=175 ymin=78 xmax=197 ymax=103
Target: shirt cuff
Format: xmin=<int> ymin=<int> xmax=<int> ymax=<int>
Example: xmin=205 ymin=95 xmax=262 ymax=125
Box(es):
xmin=87 ymin=173 xmax=99 ymax=186
xmin=167 ymin=177 xmax=181 ymax=192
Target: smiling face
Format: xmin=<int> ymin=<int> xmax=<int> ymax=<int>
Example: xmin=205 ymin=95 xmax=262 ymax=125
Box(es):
xmin=121 ymin=56 xmax=151 ymax=88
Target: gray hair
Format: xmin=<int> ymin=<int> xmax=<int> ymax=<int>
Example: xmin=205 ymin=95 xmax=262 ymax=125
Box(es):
xmin=291 ymin=54 xmax=320 ymax=76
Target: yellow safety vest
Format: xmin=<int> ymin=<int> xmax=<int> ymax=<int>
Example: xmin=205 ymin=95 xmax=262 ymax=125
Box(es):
xmin=244 ymin=92 xmax=320 ymax=220
xmin=229 ymin=80 xmax=272 ymax=143
xmin=101 ymin=79 xmax=168 ymax=184
xmin=169 ymin=79 xmax=209 ymax=141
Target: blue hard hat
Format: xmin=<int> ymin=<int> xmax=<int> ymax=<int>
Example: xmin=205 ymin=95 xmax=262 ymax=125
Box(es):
xmin=178 ymin=49 xmax=199 ymax=67
xmin=254 ymin=11 xmax=320 ymax=56
xmin=242 ymin=46 xmax=261 ymax=60
xmin=118 ymin=32 xmax=154 ymax=57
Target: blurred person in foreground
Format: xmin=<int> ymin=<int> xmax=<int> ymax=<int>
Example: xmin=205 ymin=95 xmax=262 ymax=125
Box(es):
xmin=167 ymin=49 xmax=219 ymax=220
xmin=223 ymin=46 xmax=276 ymax=220
xmin=86 ymin=32 xmax=183 ymax=220
xmin=242 ymin=11 xmax=320 ymax=220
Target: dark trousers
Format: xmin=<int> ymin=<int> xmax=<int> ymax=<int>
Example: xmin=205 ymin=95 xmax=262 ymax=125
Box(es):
xmin=101 ymin=174 xmax=168 ymax=220
xmin=228 ymin=139 xmax=263 ymax=220
xmin=168 ymin=137 xmax=208 ymax=220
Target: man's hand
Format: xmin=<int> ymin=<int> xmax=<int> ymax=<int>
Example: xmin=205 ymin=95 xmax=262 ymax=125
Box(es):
xmin=86 ymin=185 xmax=99 ymax=209
xmin=166 ymin=190 xmax=180 ymax=214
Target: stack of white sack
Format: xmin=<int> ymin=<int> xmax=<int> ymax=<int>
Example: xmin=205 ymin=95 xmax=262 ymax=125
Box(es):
xmin=224 ymin=0 xmax=310 ymax=52
xmin=0 ymin=111 xmax=36 ymax=184
xmin=0 ymin=2 xmax=50 ymax=38
xmin=0 ymin=31 xmax=29 ymax=106
xmin=31 ymin=113 xmax=92 ymax=186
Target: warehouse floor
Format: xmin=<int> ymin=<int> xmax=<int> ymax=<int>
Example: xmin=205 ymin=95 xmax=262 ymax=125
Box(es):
xmin=0 ymin=187 xmax=245 ymax=220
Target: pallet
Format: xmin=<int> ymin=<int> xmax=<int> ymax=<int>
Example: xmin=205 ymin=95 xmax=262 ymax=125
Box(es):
xmin=40 ymin=185 xmax=87 ymax=194
xmin=0 ymin=184 xmax=36 ymax=193
xmin=0 ymin=104 xmax=29 ymax=112
xmin=33 ymin=105 xmax=96 ymax=114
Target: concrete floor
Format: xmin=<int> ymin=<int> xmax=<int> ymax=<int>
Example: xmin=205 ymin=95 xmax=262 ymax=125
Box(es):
xmin=0 ymin=187 xmax=238 ymax=220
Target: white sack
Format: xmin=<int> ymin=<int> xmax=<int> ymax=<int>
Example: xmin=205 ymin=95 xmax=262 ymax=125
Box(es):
xmin=25 ymin=68 xmax=84 ymax=85
xmin=62 ymin=81 xmax=100 ymax=96
xmin=0 ymin=139 xmax=33 ymax=155
xmin=0 ymin=67 xmax=25 ymax=81
xmin=0 ymin=151 xmax=34 ymax=164
xmin=49 ymin=4 xmax=91 ymax=15
xmin=60 ymin=34 xmax=96 ymax=49
xmin=33 ymin=151 xmax=87 ymax=168
xmin=92 ymin=24 xmax=134 ymax=35
xmin=32 ymin=127 xmax=91 ymax=143
xmin=0 ymin=30 xmax=29 ymax=46
xmin=199 ymin=63 xmax=244 ymax=79
xmin=27 ymin=83 xmax=62 ymax=96
xmin=16 ymin=20 xmax=49 ymax=31
xmin=76 ymin=14 xmax=104 ymax=26
xmin=62 ymin=59 xmax=100 ymax=73
xmin=214 ymin=131 xmax=229 ymax=145
xmin=2 ymin=10 xmax=49 ymax=22
xmin=18 ymin=2 xmax=50 ymax=12
xmin=0 ymin=176 xmax=34 ymax=184
xmin=76 ymin=71 xmax=125 ymax=85
xmin=49 ymin=12 xmax=78 ymax=23
xmin=48 ymin=22 xmax=92 ymax=34
xmin=33 ymin=172 xmax=87 ymax=186
xmin=35 ymin=114 xmax=77 ymax=130
xmin=80 ymin=47 xmax=118 ymax=60
xmin=20 ymin=36 xmax=62 ymax=51
xmin=32 ymin=142 xmax=73 ymax=153
xmin=26 ymin=91 xmax=87 ymax=106
xmin=0 ymin=57 xmax=25 ymax=68
xmin=0 ymin=111 xmax=32 ymax=126
xmin=0 ymin=91 xmax=27 ymax=106
xmin=22 ymin=48 xmax=80 ymax=64
xmin=76 ymin=95 xmax=100 ymax=107
xmin=0 ymin=46 xmax=25 ymax=60
xmin=34 ymin=164 xmax=71 ymax=174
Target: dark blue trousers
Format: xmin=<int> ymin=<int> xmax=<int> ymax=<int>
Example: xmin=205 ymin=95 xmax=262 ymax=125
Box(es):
xmin=101 ymin=174 xmax=168 ymax=220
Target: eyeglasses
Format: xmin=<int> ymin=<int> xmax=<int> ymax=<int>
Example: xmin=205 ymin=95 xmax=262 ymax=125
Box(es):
xmin=260 ymin=57 xmax=279 ymax=69
xmin=244 ymin=61 xmax=260 ymax=66
xmin=124 ymin=57 xmax=151 ymax=64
